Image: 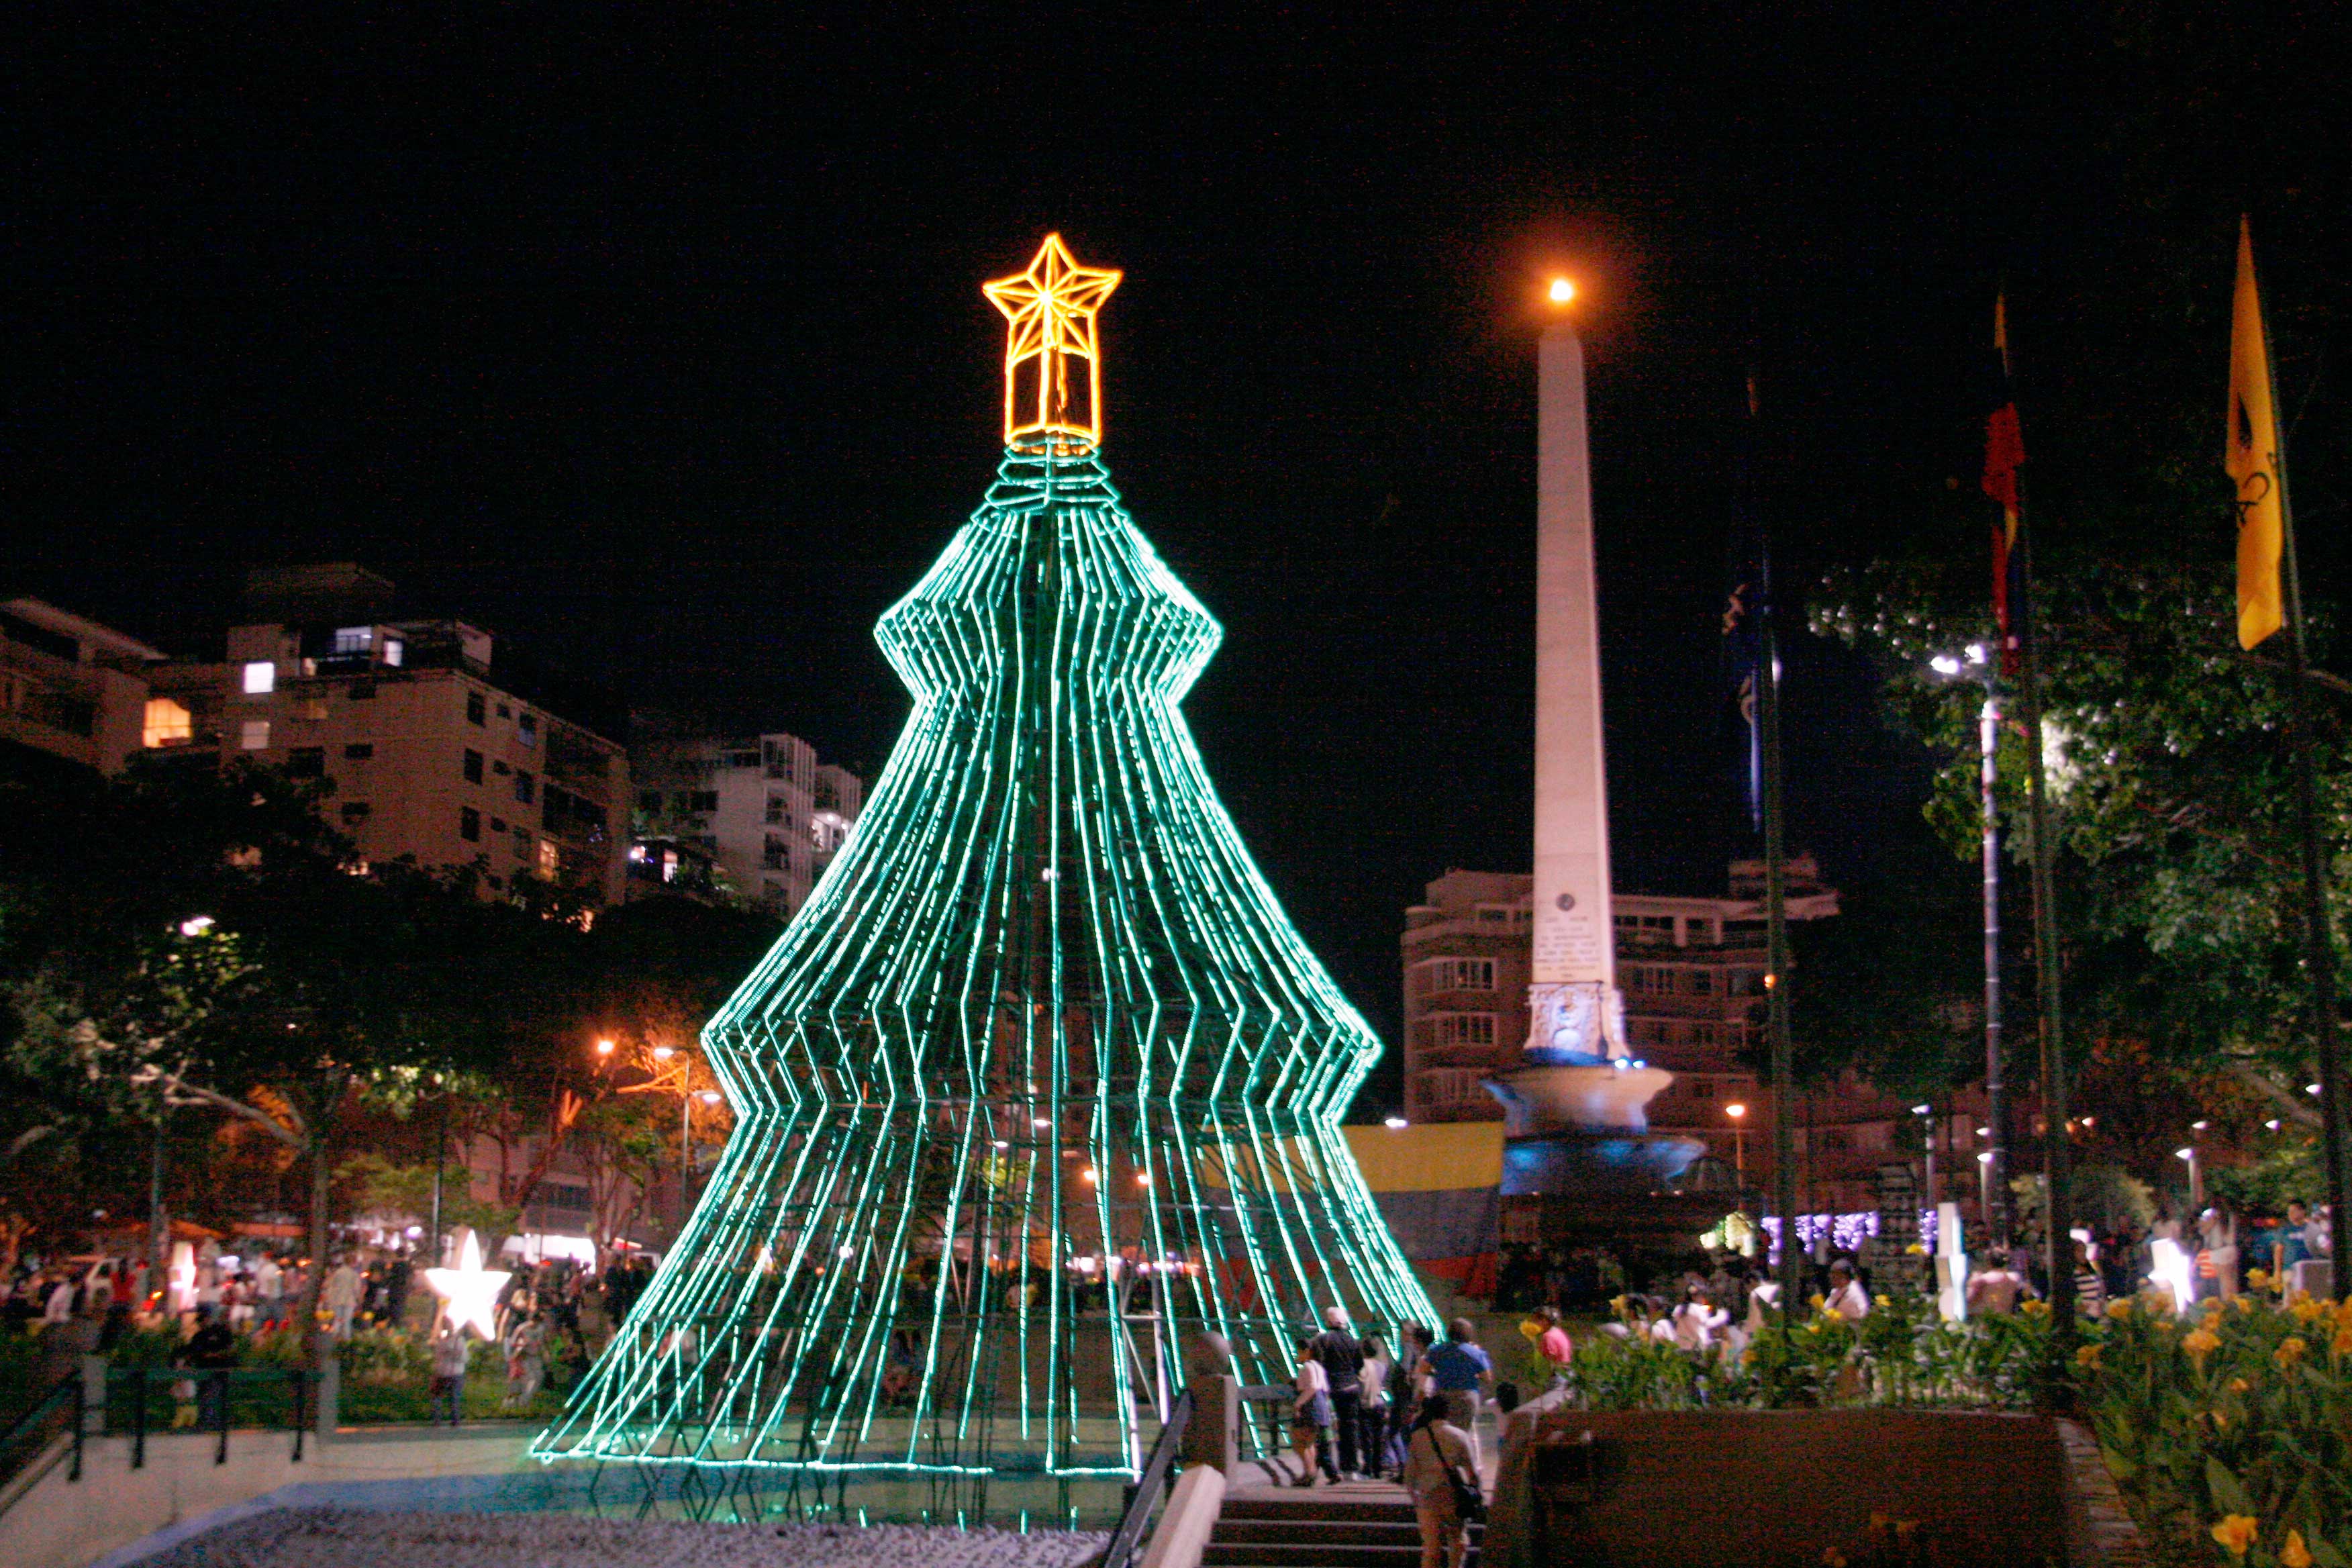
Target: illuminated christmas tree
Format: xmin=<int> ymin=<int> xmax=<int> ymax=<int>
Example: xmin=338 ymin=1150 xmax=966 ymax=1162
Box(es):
xmin=533 ymin=235 xmax=1434 ymax=1502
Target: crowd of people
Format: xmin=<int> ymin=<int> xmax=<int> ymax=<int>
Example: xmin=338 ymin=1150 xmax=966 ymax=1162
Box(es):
xmin=1284 ymin=1310 xmax=1512 ymax=1568
xmin=1 ymin=1236 xmax=679 ymax=1427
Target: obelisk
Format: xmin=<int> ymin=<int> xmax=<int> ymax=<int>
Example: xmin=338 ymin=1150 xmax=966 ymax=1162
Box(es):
xmin=1485 ymin=282 xmax=1696 ymax=1189
xmin=1525 ymin=295 xmax=1624 ymax=1066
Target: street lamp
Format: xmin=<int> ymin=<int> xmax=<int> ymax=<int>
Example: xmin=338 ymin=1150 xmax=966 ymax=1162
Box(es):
xmin=1931 ymin=641 xmax=2010 ymax=1250
xmin=1724 ymin=1102 xmax=1748 ymax=1184
xmin=1977 ymin=1150 xmax=1995 ymax=1227
xmin=2177 ymin=1145 xmax=2204 ymax=1208
xmin=1912 ymin=1103 xmax=1937 ymax=1212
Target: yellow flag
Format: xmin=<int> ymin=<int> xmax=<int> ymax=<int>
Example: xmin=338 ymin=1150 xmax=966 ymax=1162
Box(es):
xmin=2227 ymin=216 xmax=2284 ymax=650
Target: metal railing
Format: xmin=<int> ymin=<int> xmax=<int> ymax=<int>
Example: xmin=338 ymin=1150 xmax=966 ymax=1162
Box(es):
xmin=0 ymin=1371 xmax=84 ymax=1508
xmin=108 ymin=1365 xmax=310 ymax=1472
xmin=1099 ymin=1386 xmax=1194 ymax=1568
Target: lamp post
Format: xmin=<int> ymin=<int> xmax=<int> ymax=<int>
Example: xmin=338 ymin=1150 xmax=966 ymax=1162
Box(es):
xmin=1724 ymin=1101 xmax=1748 ymax=1185
xmin=2177 ymin=1145 xmax=2204 ymax=1209
xmin=1930 ymin=643 xmax=2010 ymax=1251
xmin=1977 ymin=1150 xmax=1995 ymax=1227
xmin=598 ymin=1038 xmax=721 ymax=1242
xmin=1912 ymin=1102 xmax=1937 ymax=1220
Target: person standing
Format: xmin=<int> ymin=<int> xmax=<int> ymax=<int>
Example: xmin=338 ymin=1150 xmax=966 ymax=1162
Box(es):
xmin=1357 ymin=1333 xmax=1393 ymax=1480
xmin=1289 ymin=1336 xmax=1335 ymax=1487
xmin=254 ymin=1253 xmax=283 ymax=1329
xmin=502 ymin=1314 xmax=548 ymax=1411
xmin=1415 ymin=1318 xmax=1493 ymax=1473
xmin=1310 ymin=1307 xmax=1367 ymax=1478
xmin=324 ymin=1257 xmax=362 ymax=1340
xmin=1532 ymin=1306 xmax=1574 ymax=1385
xmin=1824 ymin=1260 xmax=1871 ymax=1321
xmin=429 ymin=1320 xmax=470 ymax=1425
xmin=1402 ymin=1394 xmax=1476 ymax=1568
xmin=1386 ymin=1323 xmax=1432 ymax=1477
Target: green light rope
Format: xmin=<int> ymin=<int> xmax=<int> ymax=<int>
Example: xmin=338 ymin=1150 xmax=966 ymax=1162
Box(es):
xmin=533 ymin=446 xmax=1435 ymax=1486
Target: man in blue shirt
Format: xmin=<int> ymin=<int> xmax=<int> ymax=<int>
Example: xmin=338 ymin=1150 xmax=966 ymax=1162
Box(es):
xmin=1414 ymin=1317 xmax=1493 ymax=1471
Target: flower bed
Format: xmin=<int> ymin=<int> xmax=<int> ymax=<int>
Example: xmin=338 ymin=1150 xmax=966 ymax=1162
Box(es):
xmin=1547 ymin=1289 xmax=2352 ymax=1566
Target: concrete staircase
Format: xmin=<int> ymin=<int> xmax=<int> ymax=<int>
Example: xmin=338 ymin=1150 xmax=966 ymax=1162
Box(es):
xmin=1205 ymin=1489 xmax=1481 ymax=1568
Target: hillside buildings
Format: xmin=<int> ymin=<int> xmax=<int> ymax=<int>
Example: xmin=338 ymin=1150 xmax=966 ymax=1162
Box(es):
xmin=0 ymin=597 xmax=167 ymax=774
xmin=630 ymin=722 xmax=863 ymax=918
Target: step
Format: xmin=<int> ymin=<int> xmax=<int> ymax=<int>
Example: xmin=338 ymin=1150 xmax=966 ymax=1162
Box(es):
xmin=1213 ymin=1520 xmax=1424 ymax=1546
xmin=1221 ymin=1496 xmax=1420 ymax=1523
xmin=1202 ymin=1548 xmax=1481 ymax=1568
xmin=1203 ymin=1547 xmax=1425 ymax=1568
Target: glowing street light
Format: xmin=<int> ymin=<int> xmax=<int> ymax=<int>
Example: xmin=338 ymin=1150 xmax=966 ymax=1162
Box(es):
xmin=1929 ymin=640 xmax=2013 ymax=1248
xmin=1724 ymin=1101 xmax=1748 ymax=1183
xmin=595 ymin=1038 xmax=616 ymax=1057
xmin=1383 ymin=1115 xmax=1408 ymax=1130
xmin=1548 ymin=276 xmax=1575 ymax=304
xmin=2177 ymin=1145 xmax=2204 ymax=1207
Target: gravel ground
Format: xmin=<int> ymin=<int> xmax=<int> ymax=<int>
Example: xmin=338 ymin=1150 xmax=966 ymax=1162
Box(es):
xmin=136 ymin=1508 xmax=1109 ymax=1568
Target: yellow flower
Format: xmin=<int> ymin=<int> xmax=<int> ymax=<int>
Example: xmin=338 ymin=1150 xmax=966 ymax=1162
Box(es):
xmin=2227 ymin=1377 xmax=2251 ymax=1393
xmin=2212 ymin=1410 xmax=2229 ymax=1431
xmin=2333 ymin=1326 xmax=2352 ymax=1357
xmin=2282 ymin=1528 xmax=2314 ymax=1568
xmin=1822 ymin=1306 xmax=1845 ymax=1324
xmin=2275 ymin=1336 xmax=2308 ymax=1368
xmin=2248 ymin=1267 xmax=2273 ymax=1291
xmin=2233 ymin=1294 xmax=2257 ymax=1314
xmin=2022 ymin=1299 xmax=2052 ymax=1319
xmin=2182 ymin=1328 xmax=2222 ymax=1366
xmin=1810 ymin=1293 xmax=1827 ymax=1310
xmin=2075 ymin=1343 xmax=2102 ymax=1369
xmin=2106 ymin=1299 xmax=2134 ymax=1321
xmin=2290 ymin=1297 xmax=2325 ymax=1324
xmin=1518 ymin=1318 xmax=1545 ymax=1342
xmin=2211 ymin=1514 xmax=2259 ymax=1557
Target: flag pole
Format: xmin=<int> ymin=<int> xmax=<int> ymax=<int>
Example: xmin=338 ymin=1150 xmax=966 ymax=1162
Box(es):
xmin=2256 ymin=247 xmax=2352 ymax=1302
xmin=2000 ymin=318 xmax=2075 ymax=1342
xmin=1749 ymin=373 xmax=1803 ymax=1318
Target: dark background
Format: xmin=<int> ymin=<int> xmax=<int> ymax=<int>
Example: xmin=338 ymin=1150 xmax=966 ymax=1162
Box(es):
xmin=5 ymin=5 xmax=2306 ymax=1107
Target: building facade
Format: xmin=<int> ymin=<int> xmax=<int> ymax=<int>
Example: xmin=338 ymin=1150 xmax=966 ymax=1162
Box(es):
xmin=142 ymin=566 xmax=632 ymax=906
xmin=630 ymin=725 xmax=863 ymax=917
xmin=1404 ymin=859 xmax=1945 ymax=1212
xmin=0 ymin=598 xmax=166 ymax=774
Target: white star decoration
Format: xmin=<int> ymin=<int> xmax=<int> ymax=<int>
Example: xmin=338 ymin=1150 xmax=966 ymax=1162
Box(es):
xmin=423 ymin=1228 xmax=511 ymax=1340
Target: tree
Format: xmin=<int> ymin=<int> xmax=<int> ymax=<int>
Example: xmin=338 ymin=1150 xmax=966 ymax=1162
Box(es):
xmin=1806 ymin=2 xmax=2352 ymax=1175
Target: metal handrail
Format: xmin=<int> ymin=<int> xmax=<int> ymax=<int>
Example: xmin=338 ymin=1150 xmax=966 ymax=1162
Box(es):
xmin=1099 ymin=1386 xmax=1195 ymax=1568
xmin=0 ymin=1372 xmax=84 ymax=1520
xmin=110 ymin=1365 xmax=310 ymax=1471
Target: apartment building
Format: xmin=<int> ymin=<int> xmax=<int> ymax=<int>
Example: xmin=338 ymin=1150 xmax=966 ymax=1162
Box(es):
xmin=143 ymin=566 xmax=631 ymax=905
xmin=1397 ymin=859 xmax=1935 ymax=1208
xmin=0 ymin=598 xmax=166 ymax=773
xmin=630 ymin=720 xmax=863 ymax=916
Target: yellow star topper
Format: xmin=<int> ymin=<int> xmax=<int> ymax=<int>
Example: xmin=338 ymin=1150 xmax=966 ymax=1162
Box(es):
xmin=984 ymin=234 xmax=1122 ymax=451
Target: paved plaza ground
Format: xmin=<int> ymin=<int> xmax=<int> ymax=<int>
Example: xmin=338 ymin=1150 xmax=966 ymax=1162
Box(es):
xmin=130 ymin=1508 xmax=1109 ymax=1568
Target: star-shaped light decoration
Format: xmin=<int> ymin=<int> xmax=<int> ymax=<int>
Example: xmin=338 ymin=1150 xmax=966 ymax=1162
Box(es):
xmin=983 ymin=233 xmax=1122 ymax=450
xmin=423 ymin=1228 xmax=512 ymax=1340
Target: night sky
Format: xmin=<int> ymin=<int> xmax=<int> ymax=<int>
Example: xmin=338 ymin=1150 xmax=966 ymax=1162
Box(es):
xmin=9 ymin=7 xmax=2198 ymax=1100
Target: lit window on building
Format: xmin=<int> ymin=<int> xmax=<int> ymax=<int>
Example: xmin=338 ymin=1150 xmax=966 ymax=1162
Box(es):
xmin=538 ymin=838 xmax=559 ymax=879
xmin=381 ymin=637 xmax=403 ymax=667
xmin=242 ymin=660 xmax=276 ymax=695
xmin=1427 ymin=1013 xmax=1496 ymax=1048
xmin=142 ymin=697 xmax=193 ymax=748
xmin=240 ymin=719 xmax=271 ymax=750
xmin=332 ymin=626 xmax=372 ymax=654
